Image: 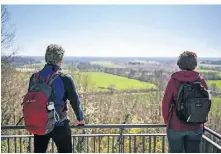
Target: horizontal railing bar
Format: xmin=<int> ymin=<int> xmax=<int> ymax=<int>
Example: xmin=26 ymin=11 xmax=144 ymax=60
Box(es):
xmin=1 ymin=133 xmax=167 ymax=138
xmin=1 ymin=124 xmax=167 ymax=130
xmin=204 ymin=126 xmax=221 ymax=140
xmin=203 ymin=135 xmax=221 ymax=150
xmin=2 ymin=125 xmax=221 ymax=142
xmin=71 ymin=133 xmax=167 ymax=137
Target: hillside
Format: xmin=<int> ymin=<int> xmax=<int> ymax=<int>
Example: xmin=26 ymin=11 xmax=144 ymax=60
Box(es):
xmin=71 ymin=72 xmax=158 ymax=92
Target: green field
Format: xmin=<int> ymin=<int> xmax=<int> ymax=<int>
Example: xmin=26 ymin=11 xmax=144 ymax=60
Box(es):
xmin=211 ymin=97 xmax=221 ymax=107
xmin=197 ymin=69 xmax=221 ymax=78
xmin=207 ymin=80 xmax=221 ymax=90
xmin=210 ymin=97 xmax=221 ymax=118
xmin=197 ymin=69 xmax=220 ymax=73
xmin=199 ymin=64 xmax=221 ymax=68
xmin=71 ymin=72 xmax=157 ymax=91
xmin=16 ymin=71 xmax=158 ymax=92
xmin=90 ymin=61 xmax=123 ymax=68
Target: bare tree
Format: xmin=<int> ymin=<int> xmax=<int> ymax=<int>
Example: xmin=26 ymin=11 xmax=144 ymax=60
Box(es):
xmin=1 ymin=5 xmax=19 ymax=125
xmin=1 ymin=5 xmax=15 ymax=50
xmin=1 ymin=5 xmax=17 ymax=73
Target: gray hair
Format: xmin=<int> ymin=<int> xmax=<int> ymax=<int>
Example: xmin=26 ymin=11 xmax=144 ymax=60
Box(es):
xmin=45 ymin=44 xmax=65 ymax=66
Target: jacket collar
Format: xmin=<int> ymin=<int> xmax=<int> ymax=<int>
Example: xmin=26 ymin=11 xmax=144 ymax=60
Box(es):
xmin=43 ymin=64 xmax=61 ymax=72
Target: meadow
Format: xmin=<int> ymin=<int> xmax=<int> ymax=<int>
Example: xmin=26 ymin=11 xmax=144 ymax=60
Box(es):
xmin=198 ymin=69 xmax=221 ymax=76
xmin=15 ymin=70 xmax=158 ymax=93
xmin=207 ymin=80 xmax=221 ymax=90
xmin=71 ymin=72 xmax=157 ymax=92
xmin=198 ymin=69 xmax=220 ymax=73
xmin=15 ymin=66 xmax=221 ymax=92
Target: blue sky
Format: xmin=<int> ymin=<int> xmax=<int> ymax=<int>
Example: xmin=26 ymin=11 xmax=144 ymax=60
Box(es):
xmin=6 ymin=5 xmax=221 ymax=57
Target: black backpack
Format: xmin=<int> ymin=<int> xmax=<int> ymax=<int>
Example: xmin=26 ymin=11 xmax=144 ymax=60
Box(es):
xmin=175 ymin=79 xmax=211 ymax=124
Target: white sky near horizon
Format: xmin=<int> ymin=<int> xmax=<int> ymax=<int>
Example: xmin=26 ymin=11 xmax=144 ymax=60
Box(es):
xmin=3 ymin=3 xmax=221 ymax=57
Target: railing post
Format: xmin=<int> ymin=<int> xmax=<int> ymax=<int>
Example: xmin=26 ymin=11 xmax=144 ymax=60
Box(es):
xmin=162 ymin=136 xmax=165 ymax=153
xmin=7 ymin=138 xmax=10 ymax=153
xmin=117 ymin=127 xmax=124 ymax=153
xmin=20 ymin=138 xmax=22 ymax=153
xmin=28 ymin=137 xmax=31 ymax=153
xmin=119 ymin=133 xmax=123 ymax=153
xmin=14 ymin=137 xmax=17 ymax=153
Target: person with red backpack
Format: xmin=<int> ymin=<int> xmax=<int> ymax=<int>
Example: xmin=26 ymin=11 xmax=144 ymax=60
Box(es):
xmin=22 ymin=44 xmax=85 ymax=153
xmin=162 ymin=51 xmax=211 ymax=153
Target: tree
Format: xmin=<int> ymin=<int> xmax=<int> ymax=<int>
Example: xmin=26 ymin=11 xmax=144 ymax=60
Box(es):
xmin=1 ymin=5 xmax=15 ymax=50
xmin=1 ymin=5 xmax=20 ymax=125
xmin=1 ymin=5 xmax=17 ymax=74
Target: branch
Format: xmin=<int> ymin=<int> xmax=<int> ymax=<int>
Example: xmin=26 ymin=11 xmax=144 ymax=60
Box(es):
xmin=1 ymin=6 xmax=16 ymax=50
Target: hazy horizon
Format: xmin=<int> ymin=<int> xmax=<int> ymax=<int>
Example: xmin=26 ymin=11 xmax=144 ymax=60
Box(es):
xmin=16 ymin=55 xmax=221 ymax=60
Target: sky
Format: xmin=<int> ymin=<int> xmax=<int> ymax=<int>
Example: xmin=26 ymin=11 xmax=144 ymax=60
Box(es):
xmin=5 ymin=5 xmax=221 ymax=57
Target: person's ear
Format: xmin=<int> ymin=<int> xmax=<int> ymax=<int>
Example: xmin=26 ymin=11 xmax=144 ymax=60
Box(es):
xmin=58 ymin=60 xmax=62 ymax=65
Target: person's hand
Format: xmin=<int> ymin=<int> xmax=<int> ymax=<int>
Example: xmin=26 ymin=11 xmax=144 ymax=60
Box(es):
xmin=73 ymin=120 xmax=85 ymax=126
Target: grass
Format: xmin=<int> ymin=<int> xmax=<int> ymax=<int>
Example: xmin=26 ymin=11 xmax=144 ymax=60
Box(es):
xmin=71 ymin=72 xmax=157 ymax=92
xmin=207 ymin=80 xmax=221 ymax=90
xmin=15 ymin=71 xmax=158 ymax=92
xmin=211 ymin=97 xmax=221 ymax=111
xmin=197 ymin=69 xmax=221 ymax=78
xmin=199 ymin=64 xmax=221 ymax=68
xmin=90 ymin=61 xmax=123 ymax=68
xmin=197 ymin=69 xmax=220 ymax=73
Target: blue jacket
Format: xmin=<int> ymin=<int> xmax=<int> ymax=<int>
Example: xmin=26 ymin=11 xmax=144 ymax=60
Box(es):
xmin=28 ymin=64 xmax=84 ymax=126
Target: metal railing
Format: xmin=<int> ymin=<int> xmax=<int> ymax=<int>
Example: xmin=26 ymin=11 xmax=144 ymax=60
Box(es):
xmin=1 ymin=124 xmax=221 ymax=153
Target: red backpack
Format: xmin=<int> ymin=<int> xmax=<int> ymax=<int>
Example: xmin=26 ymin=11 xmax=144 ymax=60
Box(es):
xmin=22 ymin=72 xmax=60 ymax=135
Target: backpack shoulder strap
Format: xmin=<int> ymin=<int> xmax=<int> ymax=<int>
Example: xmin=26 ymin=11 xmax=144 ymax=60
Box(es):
xmin=47 ymin=73 xmax=60 ymax=86
xmin=177 ymin=83 xmax=185 ymax=99
xmin=31 ymin=72 xmax=40 ymax=84
xmin=195 ymin=77 xmax=201 ymax=82
xmin=189 ymin=77 xmax=201 ymax=84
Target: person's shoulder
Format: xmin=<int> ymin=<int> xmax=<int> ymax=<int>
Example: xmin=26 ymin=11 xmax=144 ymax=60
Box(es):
xmin=199 ymin=75 xmax=205 ymax=81
xmin=58 ymin=72 xmax=76 ymax=89
xmin=58 ymin=72 xmax=74 ymax=81
xmin=30 ymin=72 xmax=36 ymax=79
xmin=199 ymin=75 xmax=208 ymax=86
xmin=167 ymin=76 xmax=176 ymax=85
xmin=29 ymin=72 xmax=38 ymax=83
xmin=58 ymin=72 xmax=71 ymax=77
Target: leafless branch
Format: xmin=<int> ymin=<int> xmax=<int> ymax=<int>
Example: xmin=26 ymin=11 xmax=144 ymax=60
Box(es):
xmin=1 ymin=5 xmax=15 ymax=50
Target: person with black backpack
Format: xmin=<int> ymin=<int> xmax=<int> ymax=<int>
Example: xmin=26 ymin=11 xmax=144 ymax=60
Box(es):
xmin=22 ymin=44 xmax=85 ymax=153
xmin=162 ymin=51 xmax=211 ymax=153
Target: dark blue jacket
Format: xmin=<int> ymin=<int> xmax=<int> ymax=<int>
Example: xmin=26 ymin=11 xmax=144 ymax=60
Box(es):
xmin=28 ymin=64 xmax=84 ymax=126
